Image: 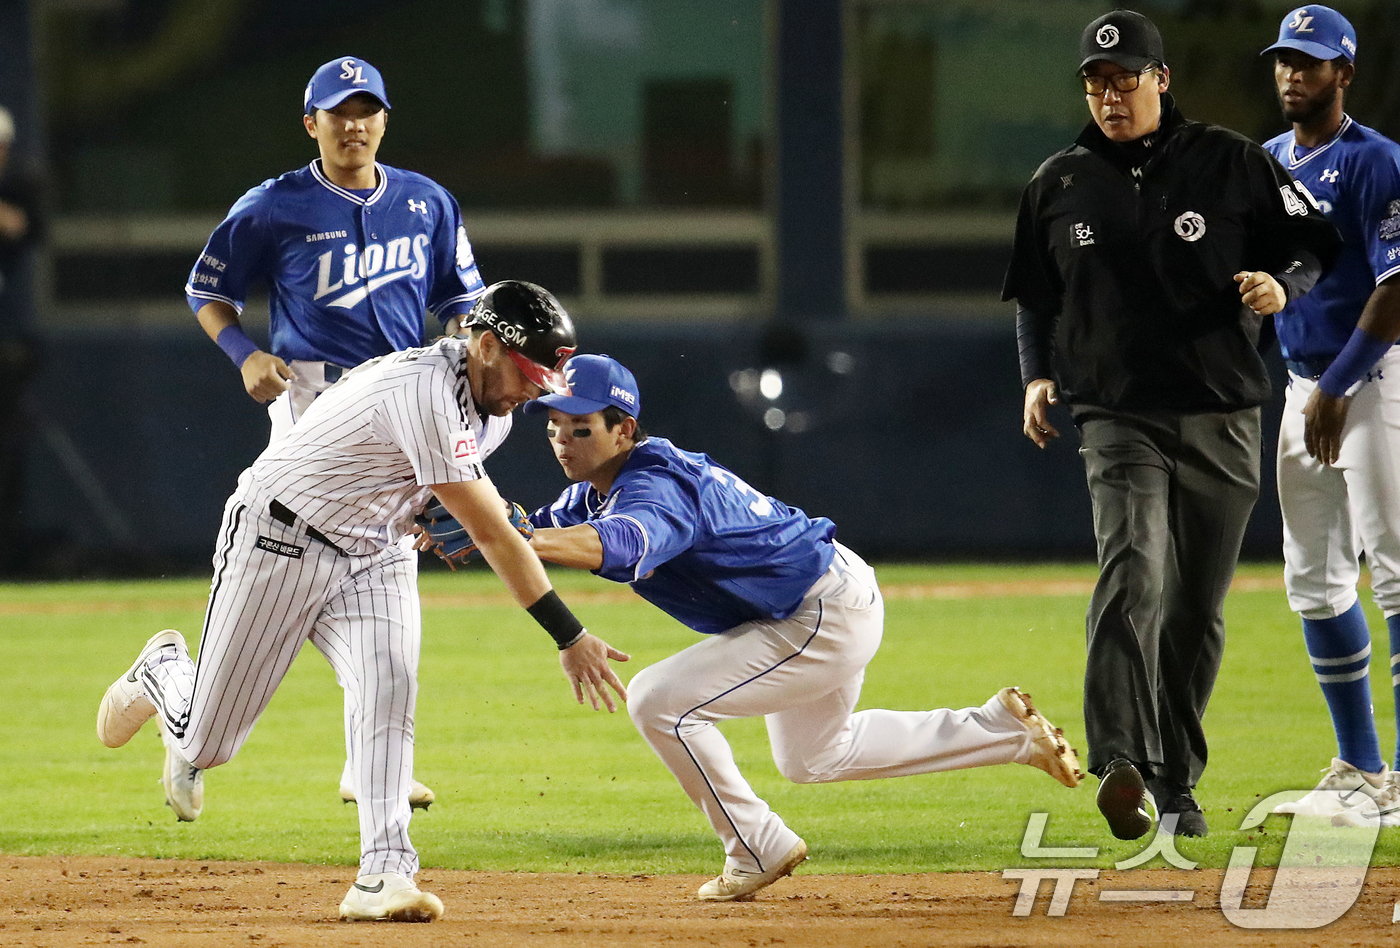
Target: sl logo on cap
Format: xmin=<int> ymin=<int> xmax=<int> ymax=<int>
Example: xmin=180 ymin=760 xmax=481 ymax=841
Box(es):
xmin=338 ymin=58 xmax=369 ymax=85
xmin=1097 ymin=24 xmax=1120 ymax=48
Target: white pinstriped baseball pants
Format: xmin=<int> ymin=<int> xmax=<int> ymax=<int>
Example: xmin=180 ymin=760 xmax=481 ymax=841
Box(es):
xmin=152 ymin=472 xmax=422 ymax=877
xmin=626 ymin=544 xmax=1037 ymax=875
xmin=265 ymin=363 xmax=402 ymax=798
xmin=1280 ymin=348 xmax=1400 ymax=619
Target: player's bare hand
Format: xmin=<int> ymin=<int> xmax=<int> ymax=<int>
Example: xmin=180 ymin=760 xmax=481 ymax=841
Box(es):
xmin=0 ymin=200 xmax=28 ymax=240
xmin=241 ymin=351 xmax=295 ymax=403
xmin=559 ymin=632 xmax=630 ymax=712
xmin=1303 ymin=386 xmax=1351 ymax=466
xmin=1234 ymin=271 xmax=1287 ymax=316
xmin=1023 ymin=378 xmax=1061 ymax=448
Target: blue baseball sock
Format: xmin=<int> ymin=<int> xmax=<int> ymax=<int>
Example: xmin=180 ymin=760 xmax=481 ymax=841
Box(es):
xmin=1303 ymin=601 xmax=1383 ymax=774
xmin=1387 ymin=613 xmax=1400 ymax=768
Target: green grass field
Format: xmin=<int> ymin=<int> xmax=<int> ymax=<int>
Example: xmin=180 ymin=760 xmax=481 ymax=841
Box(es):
xmin=3 ymin=562 xmax=1396 ymax=874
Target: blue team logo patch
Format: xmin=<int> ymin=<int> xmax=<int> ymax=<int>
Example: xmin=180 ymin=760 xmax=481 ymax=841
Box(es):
xmin=1380 ymin=200 xmax=1400 ymax=242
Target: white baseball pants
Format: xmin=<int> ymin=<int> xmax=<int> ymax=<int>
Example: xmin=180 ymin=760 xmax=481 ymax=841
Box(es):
xmin=1279 ymin=348 xmax=1400 ymax=619
xmin=626 ymin=543 xmax=1038 ymax=875
xmin=265 ymin=362 xmax=407 ymax=799
xmin=267 ymin=361 xmax=343 ymax=442
xmin=152 ymin=472 xmax=422 ymax=877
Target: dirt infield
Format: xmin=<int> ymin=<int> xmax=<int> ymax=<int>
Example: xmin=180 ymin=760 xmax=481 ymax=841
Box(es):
xmin=5 ymin=857 xmax=1398 ymax=948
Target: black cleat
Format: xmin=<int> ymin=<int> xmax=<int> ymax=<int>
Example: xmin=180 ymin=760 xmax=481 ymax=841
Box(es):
xmin=1097 ymin=758 xmax=1153 ymax=840
xmin=1151 ymin=783 xmax=1208 ymax=837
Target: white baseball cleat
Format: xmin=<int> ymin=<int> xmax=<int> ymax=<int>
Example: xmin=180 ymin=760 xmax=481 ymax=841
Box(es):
xmin=1332 ymin=772 xmax=1400 ymax=828
xmin=1272 ymin=758 xmax=1386 ymax=817
xmin=96 ymin=630 xmax=186 ymax=749
xmin=338 ymin=872 xmax=444 ymax=922
xmin=160 ymin=725 xmax=204 ymax=822
xmin=339 ymin=780 xmax=437 ymax=810
xmin=696 ymin=840 xmax=808 ymax=902
xmin=997 ymin=687 xmax=1083 ymax=788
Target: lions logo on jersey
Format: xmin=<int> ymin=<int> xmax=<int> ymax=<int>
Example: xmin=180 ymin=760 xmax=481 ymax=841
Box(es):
xmin=313 ymin=237 xmax=432 ymax=309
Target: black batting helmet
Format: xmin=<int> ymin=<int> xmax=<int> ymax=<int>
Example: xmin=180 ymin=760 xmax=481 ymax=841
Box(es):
xmin=466 ymin=281 xmax=577 ymax=394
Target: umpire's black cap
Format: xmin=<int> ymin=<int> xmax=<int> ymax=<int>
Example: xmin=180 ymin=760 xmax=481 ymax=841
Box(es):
xmin=466 ymin=281 xmax=577 ymax=395
xmin=1079 ymin=10 xmax=1166 ymax=73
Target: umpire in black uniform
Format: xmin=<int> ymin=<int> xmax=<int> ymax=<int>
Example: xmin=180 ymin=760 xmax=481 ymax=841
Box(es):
xmin=1003 ymin=10 xmax=1339 ymax=839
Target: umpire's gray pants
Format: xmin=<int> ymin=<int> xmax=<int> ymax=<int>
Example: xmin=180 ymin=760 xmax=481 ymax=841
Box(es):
xmin=1075 ymin=405 xmax=1260 ymax=789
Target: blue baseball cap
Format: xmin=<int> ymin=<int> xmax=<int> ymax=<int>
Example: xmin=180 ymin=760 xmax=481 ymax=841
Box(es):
xmin=304 ymin=57 xmax=391 ymax=115
xmin=1263 ymin=6 xmax=1357 ymax=62
xmin=523 ymin=354 xmax=641 ymax=418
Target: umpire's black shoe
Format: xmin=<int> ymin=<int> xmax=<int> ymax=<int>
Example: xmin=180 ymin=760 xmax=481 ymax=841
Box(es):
xmin=1150 ymin=782 xmax=1208 ymax=838
xmin=1097 ymin=758 xmax=1153 ymax=840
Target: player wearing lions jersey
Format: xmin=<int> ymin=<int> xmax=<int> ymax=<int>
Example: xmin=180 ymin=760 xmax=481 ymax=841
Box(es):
xmin=185 ymin=56 xmax=485 ymax=810
xmin=186 ymin=56 xmax=484 ymax=439
xmin=525 ymin=355 xmax=1081 ymax=903
xmin=1259 ymin=7 xmax=1400 ymax=827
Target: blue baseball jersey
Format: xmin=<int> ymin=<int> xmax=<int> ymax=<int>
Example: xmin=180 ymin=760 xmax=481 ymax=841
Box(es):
xmin=1266 ymin=115 xmax=1400 ymax=362
xmin=185 ymin=160 xmax=485 ymax=368
xmin=530 ymin=437 xmax=837 ymax=634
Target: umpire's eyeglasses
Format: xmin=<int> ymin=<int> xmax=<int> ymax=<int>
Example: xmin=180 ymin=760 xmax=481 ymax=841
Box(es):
xmin=1080 ymin=64 xmax=1158 ymax=96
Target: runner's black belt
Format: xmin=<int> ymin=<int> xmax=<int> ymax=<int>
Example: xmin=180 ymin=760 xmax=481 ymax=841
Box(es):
xmin=269 ymin=499 xmax=344 ymax=555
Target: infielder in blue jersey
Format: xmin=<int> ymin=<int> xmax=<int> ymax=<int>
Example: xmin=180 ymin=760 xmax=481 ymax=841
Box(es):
xmin=522 ymin=355 xmax=1082 ymax=901
xmin=1257 ymin=8 xmax=1400 ymax=827
xmin=184 ymin=56 xmax=486 ymax=810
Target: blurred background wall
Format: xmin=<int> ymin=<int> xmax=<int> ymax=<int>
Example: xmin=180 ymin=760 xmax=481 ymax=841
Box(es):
xmin=4 ymin=0 xmax=1399 ymax=575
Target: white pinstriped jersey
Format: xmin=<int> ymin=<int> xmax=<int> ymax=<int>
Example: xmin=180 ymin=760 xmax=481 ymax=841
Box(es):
xmin=249 ymin=337 xmax=511 ymax=555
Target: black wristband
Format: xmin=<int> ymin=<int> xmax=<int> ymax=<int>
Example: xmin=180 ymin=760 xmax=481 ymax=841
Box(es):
xmin=526 ymin=590 xmax=586 ymax=650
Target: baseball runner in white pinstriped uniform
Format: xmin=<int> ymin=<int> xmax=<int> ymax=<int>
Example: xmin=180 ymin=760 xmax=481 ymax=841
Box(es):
xmin=97 ymin=284 xmax=628 ymax=922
